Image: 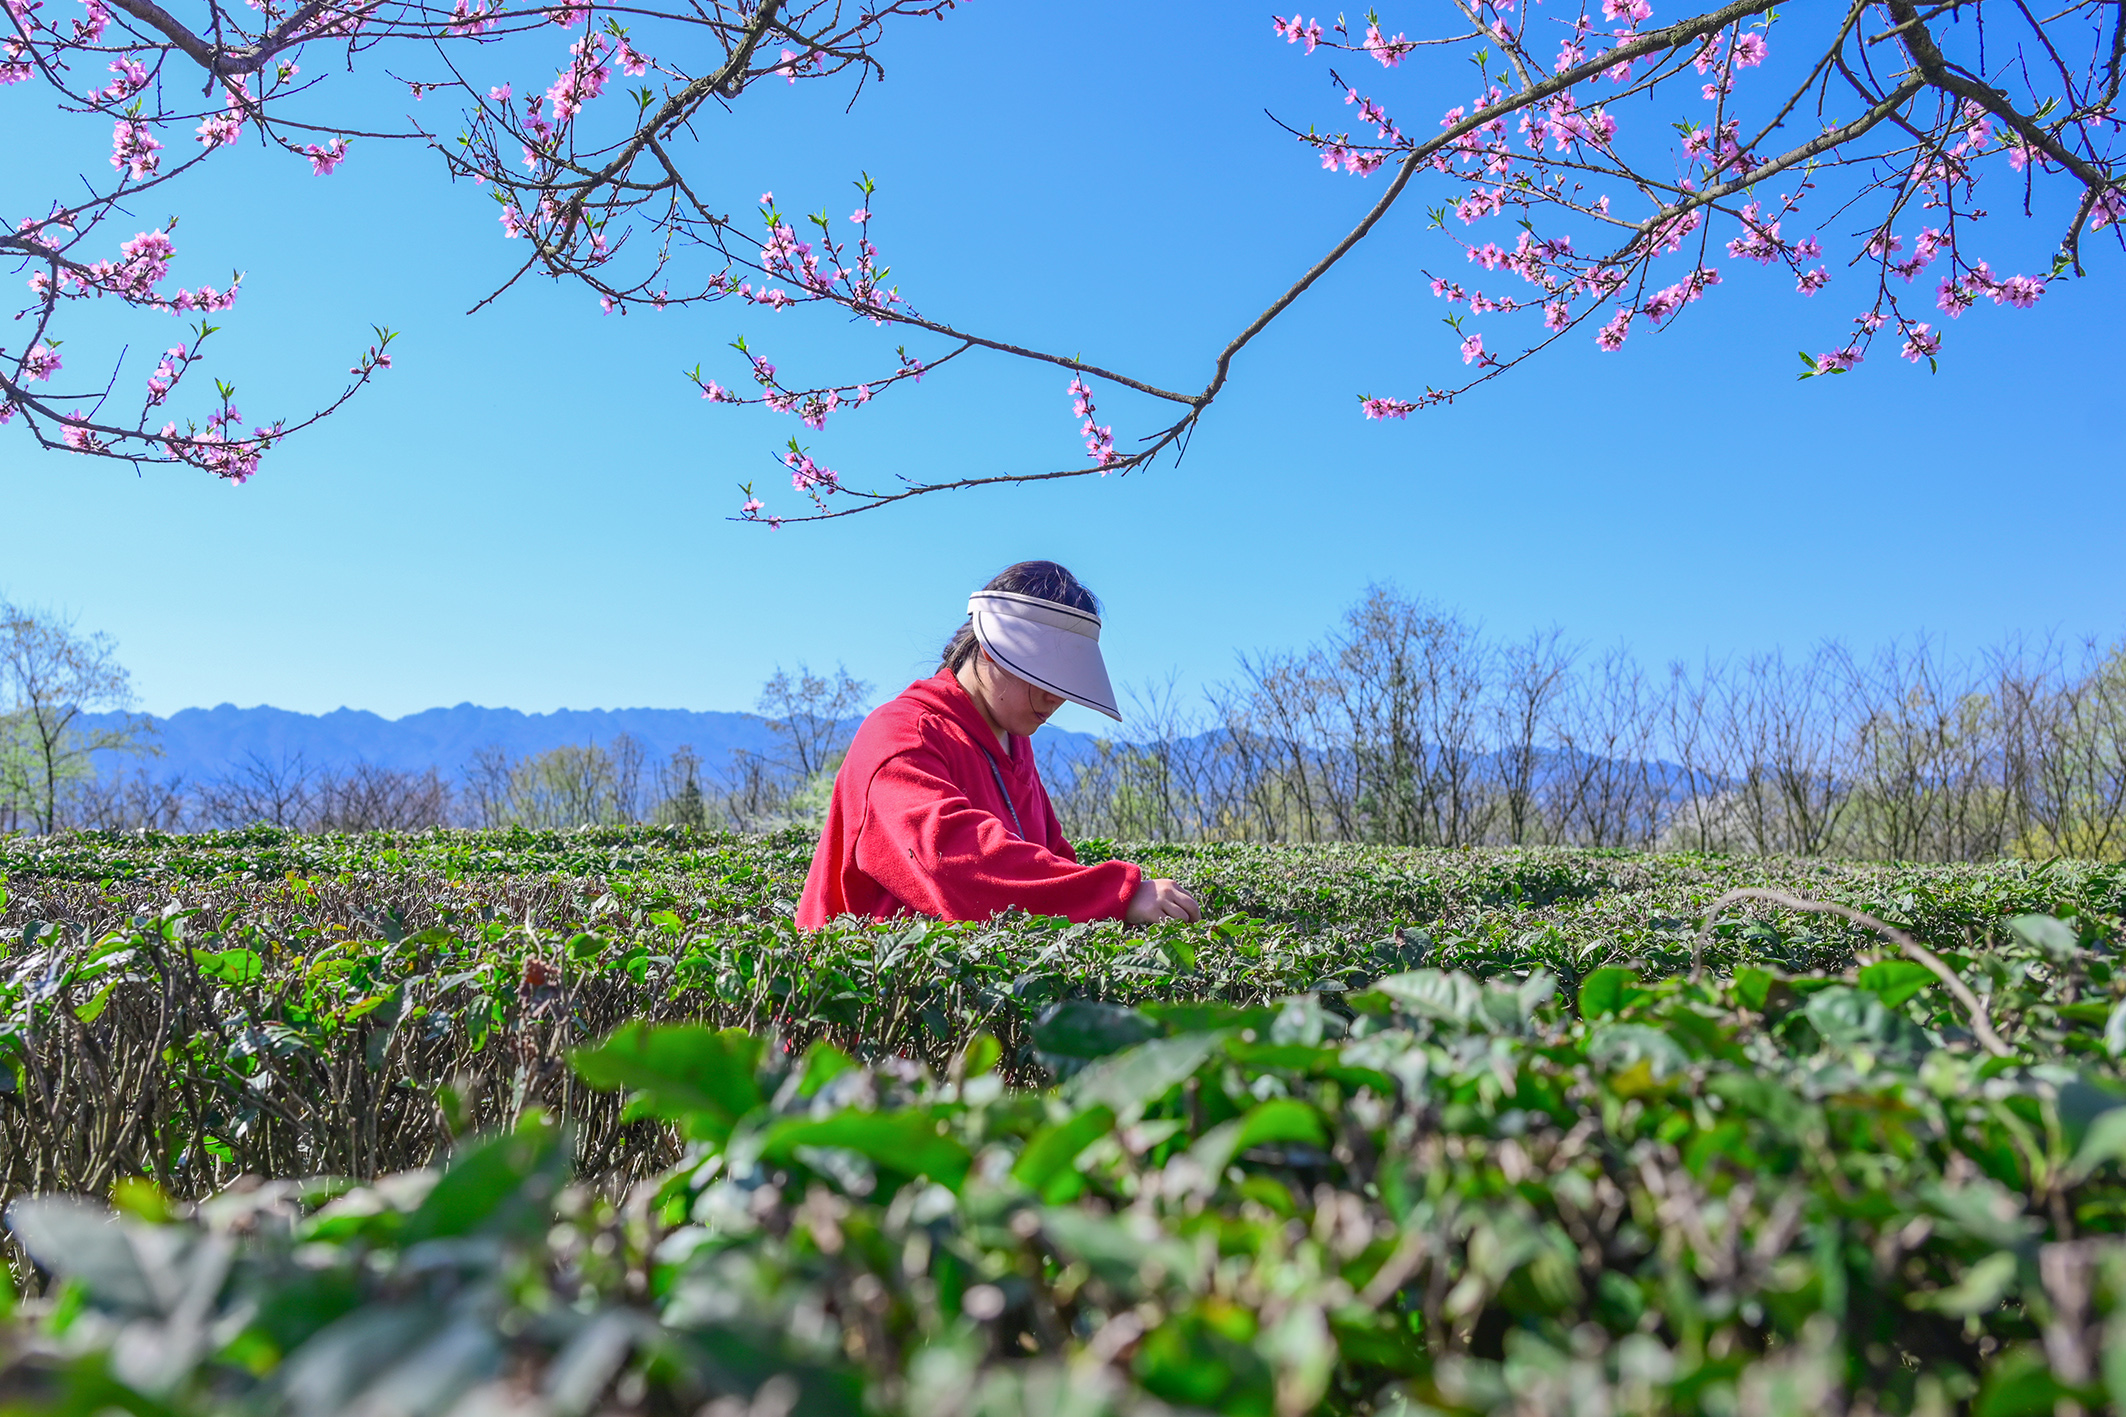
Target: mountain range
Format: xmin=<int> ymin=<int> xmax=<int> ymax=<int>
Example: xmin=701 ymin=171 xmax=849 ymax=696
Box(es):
xmin=82 ymin=703 xmax=1111 ymax=784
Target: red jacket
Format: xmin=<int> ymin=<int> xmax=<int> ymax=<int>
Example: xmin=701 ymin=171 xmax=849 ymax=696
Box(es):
xmin=796 ymin=668 xmax=1141 ymax=927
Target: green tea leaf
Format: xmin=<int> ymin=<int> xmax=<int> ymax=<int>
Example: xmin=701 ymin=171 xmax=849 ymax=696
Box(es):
xmin=1857 ymin=960 xmax=1935 ymax=1009
xmin=1579 ymin=967 xmax=1642 ymax=1019
xmin=760 ymin=1111 xmax=972 ymax=1191
xmin=571 ymin=1023 xmax=764 ymax=1131
xmin=1012 ymin=1104 xmax=1117 ymax=1200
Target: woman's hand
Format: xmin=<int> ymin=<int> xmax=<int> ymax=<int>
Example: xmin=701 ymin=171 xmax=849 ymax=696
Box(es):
xmin=1125 ymin=877 xmax=1201 ymax=924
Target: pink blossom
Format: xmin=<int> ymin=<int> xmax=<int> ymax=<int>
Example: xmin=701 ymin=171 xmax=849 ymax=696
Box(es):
xmin=96 ymin=55 xmax=148 ymax=102
xmin=850 ymin=207 xmax=870 ymax=224
xmin=798 ymin=389 xmax=840 ymax=431
xmin=548 ymin=0 xmax=589 ymax=24
xmin=1724 ymin=202 xmax=1785 ymax=264
xmin=109 ymin=119 xmax=163 ymax=180
xmin=617 ymin=40 xmax=648 ymax=75
xmin=1066 ymin=376 xmax=1118 ymax=466
xmin=196 ymin=107 xmax=243 ymax=147
xmin=1364 ymin=24 xmax=1412 ymax=66
xmin=1796 ymin=266 xmax=1829 ymax=296
xmin=1459 ymin=331 xmax=1493 ymax=365
xmin=1814 ymin=347 xmax=1863 ymax=372
xmin=62 ymin=422 xmax=108 ymax=453
xmin=1935 ymin=264 xmax=1992 ymax=318
xmin=1361 ymin=395 xmax=1416 ymax=420
xmin=545 ymin=34 xmax=611 ymax=122
xmin=1900 ymin=324 xmax=1941 ymax=361
xmin=1602 ymin=0 xmax=1651 ymax=23
xmin=1543 ymin=301 xmax=1570 ymax=331
xmin=1272 ymin=14 xmax=1323 ymax=52
xmin=145 ymin=345 xmax=183 ymax=404
xmin=21 ymin=344 xmax=61 ymax=381
xmin=1731 ymin=32 xmax=1767 ymax=67
xmin=303 ymin=137 xmax=350 ymax=175
xmin=1993 ymin=273 xmax=2045 ymax=308
xmin=741 ymin=497 xmax=763 ymax=515
xmin=74 ymin=0 xmax=108 ymax=42
xmin=1595 ymin=308 xmax=1633 ymax=351
xmin=448 ymin=0 xmax=495 ymax=34
xmin=785 ymin=444 xmax=839 ymax=493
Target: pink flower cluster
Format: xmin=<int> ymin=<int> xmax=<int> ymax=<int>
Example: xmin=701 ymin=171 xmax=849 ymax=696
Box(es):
xmin=19 ymin=344 xmax=62 ymax=380
xmin=27 ymin=227 xmax=234 ymax=314
xmin=773 ymin=46 xmax=821 ymax=83
xmin=1067 ymin=376 xmax=1117 ymax=468
xmin=303 ymin=137 xmax=350 ymax=175
xmin=784 ymin=440 xmax=839 ymax=493
xmin=196 ymin=90 xmax=245 ymax=147
xmin=145 ymin=342 xmax=185 ymax=404
xmin=1694 ymin=27 xmax=1768 ymax=99
xmin=1900 ymin=323 xmax=1941 ymax=361
xmin=1935 ymin=261 xmax=2045 ymax=317
xmin=109 ymin=118 xmax=162 ymax=180
xmin=62 ymin=421 xmax=109 ymax=453
xmin=93 ymin=54 xmax=147 ymax=103
xmin=448 ymin=0 xmax=496 ymax=35
xmin=0 ymin=0 xmax=33 ymax=87
xmin=1637 ymin=266 xmax=1720 ymax=326
xmin=164 ymin=413 xmax=283 ymax=482
xmin=1271 ymin=14 xmax=1323 ymax=52
xmin=1363 ymin=23 xmax=1413 ymax=67
xmin=546 ymin=32 xmax=610 ymax=123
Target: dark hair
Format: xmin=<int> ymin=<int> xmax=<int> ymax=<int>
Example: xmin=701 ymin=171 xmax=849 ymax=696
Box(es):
xmin=941 ymin=561 xmax=1100 ymax=672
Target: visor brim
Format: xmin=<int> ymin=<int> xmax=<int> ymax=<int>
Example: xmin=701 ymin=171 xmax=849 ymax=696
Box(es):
xmin=971 ymin=607 xmax=1122 ymax=722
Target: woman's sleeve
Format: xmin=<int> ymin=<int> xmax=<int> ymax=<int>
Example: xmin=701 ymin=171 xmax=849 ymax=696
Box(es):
xmin=853 ymin=748 xmax=1139 ymax=923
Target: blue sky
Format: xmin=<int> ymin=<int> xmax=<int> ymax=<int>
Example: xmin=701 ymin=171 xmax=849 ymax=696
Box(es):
xmin=4 ymin=0 xmax=2121 ymax=735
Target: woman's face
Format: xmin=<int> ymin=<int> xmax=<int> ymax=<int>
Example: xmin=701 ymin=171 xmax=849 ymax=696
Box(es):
xmin=977 ymin=650 xmax=1067 ymax=738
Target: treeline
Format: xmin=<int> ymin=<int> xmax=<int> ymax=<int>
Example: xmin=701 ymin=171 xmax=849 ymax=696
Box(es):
xmin=1041 ymin=587 xmax=2126 ymax=862
xmin=14 ymin=590 xmax=2125 ymax=862
xmin=10 ymin=657 xmax=868 ymax=836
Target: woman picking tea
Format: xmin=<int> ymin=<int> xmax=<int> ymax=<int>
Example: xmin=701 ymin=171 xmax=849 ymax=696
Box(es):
xmin=797 ymin=561 xmax=1201 ymax=928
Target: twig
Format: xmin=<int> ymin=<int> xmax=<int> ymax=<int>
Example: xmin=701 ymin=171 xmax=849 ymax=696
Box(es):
xmin=1691 ymin=886 xmax=2012 ymax=1057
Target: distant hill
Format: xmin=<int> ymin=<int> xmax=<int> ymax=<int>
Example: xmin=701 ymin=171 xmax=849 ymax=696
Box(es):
xmin=81 ymin=702 xmax=1112 ymax=784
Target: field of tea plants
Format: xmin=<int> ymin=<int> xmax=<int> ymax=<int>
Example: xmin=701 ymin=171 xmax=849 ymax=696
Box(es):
xmin=3 ymin=827 xmax=2125 ymax=1417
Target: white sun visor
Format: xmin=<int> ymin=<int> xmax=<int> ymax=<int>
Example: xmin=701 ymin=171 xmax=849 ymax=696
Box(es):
xmin=967 ymin=589 xmax=1122 ymax=723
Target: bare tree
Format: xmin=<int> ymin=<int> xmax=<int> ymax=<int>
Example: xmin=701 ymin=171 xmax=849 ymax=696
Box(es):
xmin=1494 ymin=629 xmax=1576 ymax=847
xmin=314 ymin=764 xmax=455 ymax=832
xmin=198 ymin=750 xmax=321 ymax=829
xmin=759 ymin=665 xmax=870 ymax=780
xmin=0 ymin=601 xmax=157 ymax=833
xmin=69 ymin=766 xmax=193 ymax=833
xmin=653 ymin=745 xmax=709 ymax=829
xmin=1549 ymin=647 xmax=1662 ymax=848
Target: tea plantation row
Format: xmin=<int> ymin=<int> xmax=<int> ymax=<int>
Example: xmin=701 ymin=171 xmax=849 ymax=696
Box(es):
xmin=1 ymin=827 xmax=2123 ymax=1416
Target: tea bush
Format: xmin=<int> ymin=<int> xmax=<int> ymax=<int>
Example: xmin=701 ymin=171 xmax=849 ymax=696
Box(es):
xmin=3 ymin=829 xmax=2124 ymax=1414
